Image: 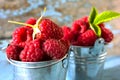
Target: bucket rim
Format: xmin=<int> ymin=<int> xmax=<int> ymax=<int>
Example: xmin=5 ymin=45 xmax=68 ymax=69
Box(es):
xmin=7 ymin=54 xmax=68 ymax=68
xmin=70 ymin=45 xmax=93 ymax=48
xmin=70 ymin=38 xmax=108 ymax=48
xmin=70 ymin=44 xmax=107 ymax=48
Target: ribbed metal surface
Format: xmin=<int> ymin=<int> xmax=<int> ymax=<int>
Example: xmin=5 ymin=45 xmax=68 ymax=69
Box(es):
xmin=7 ymin=55 xmax=68 ymax=80
xmin=66 ymin=38 xmax=107 ymax=80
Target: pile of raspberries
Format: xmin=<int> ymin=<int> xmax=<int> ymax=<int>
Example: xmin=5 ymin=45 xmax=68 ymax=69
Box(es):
xmin=6 ymin=16 xmax=113 ymax=62
xmin=6 ymin=18 xmax=70 ymax=62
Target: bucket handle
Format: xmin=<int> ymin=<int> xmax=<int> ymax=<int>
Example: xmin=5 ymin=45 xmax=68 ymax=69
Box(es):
xmin=62 ymin=54 xmax=68 ymax=69
xmin=89 ymin=38 xmax=105 ymax=57
xmin=7 ymin=54 xmax=68 ymax=69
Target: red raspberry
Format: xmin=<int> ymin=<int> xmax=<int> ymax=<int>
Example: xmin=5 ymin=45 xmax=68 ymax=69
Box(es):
xmin=20 ymin=39 xmax=44 ymax=62
xmin=43 ymin=39 xmax=69 ymax=59
xmin=36 ymin=19 xmax=63 ymax=40
xmin=42 ymin=52 xmax=52 ymax=61
xmin=25 ymin=17 xmax=37 ymax=25
xmin=72 ymin=18 xmax=88 ymax=34
xmin=62 ymin=26 xmax=79 ymax=45
xmin=100 ymin=26 xmax=114 ymax=43
xmin=6 ymin=44 xmax=23 ymax=60
xmin=60 ymin=39 xmax=70 ymax=52
xmin=98 ymin=23 xmax=105 ymax=27
xmin=62 ymin=26 xmax=74 ymax=42
xmin=77 ymin=30 xmax=98 ymax=46
xmin=11 ymin=26 xmax=33 ymax=48
xmin=81 ymin=16 xmax=89 ymax=28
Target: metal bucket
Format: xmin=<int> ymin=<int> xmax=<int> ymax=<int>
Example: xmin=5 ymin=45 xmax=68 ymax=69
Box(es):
xmin=7 ymin=55 xmax=68 ymax=80
xmin=66 ymin=38 xmax=107 ymax=80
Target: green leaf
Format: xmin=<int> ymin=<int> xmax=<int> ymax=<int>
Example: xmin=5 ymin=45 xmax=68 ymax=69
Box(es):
xmin=89 ymin=7 xmax=98 ymax=24
xmin=94 ymin=11 xmax=120 ymax=24
xmin=90 ymin=24 xmax=101 ymax=37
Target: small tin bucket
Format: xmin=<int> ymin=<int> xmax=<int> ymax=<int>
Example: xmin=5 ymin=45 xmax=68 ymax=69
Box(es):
xmin=7 ymin=54 xmax=68 ymax=80
xmin=66 ymin=38 xmax=107 ymax=80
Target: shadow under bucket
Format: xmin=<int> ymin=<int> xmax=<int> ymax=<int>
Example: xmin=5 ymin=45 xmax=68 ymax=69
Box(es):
xmin=7 ymin=55 xmax=68 ymax=80
xmin=66 ymin=38 xmax=107 ymax=80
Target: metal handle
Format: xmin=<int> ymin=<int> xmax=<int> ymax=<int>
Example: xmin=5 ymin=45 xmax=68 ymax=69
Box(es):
xmin=62 ymin=54 xmax=68 ymax=69
xmin=89 ymin=38 xmax=105 ymax=57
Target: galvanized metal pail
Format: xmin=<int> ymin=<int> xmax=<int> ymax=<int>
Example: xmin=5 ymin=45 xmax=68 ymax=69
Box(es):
xmin=66 ymin=38 xmax=107 ymax=80
xmin=7 ymin=55 xmax=68 ymax=80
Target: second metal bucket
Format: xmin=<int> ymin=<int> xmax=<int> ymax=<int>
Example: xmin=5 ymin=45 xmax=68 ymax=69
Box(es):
xmin=66 ymin=38 xmax=107 ymax=80
xmin=7 ymin=55 xmax=68 ymax=80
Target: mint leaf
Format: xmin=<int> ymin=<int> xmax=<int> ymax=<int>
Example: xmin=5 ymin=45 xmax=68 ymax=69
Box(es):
xmin=94 ymin=11 xmax=120 ymax=24
xmin=90 ymin=24 xmax=101 ymax=37
xmin=89 ymin=7 xmax=98 ymax=24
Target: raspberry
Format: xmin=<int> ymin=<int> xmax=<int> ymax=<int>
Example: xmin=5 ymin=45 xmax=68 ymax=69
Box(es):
xmin=77 ymin=30 xmax=98 ymax=46
xmin=100 ymin=26 xmax=114 ymax=43
xmin=20 ymin=39 xmax=44 ymax=62
xmin=42 ymin=53 xmax=52 ymax=61
xmin=62 ymin=26 xmax=79 ymax=45
xmin=60 ymin=39 xmax=70 ymax=52
xmin=43 ymin=39 xmax=69 ymax=59
xmin=62 ymin=26 xmax=74 ymax=42
xmin=81 ymin=16 xmax=89 ymax=28
xmin=6 ymin=44 xmax=23 ymax=60
xmin=25 ymin=17 xmax=37 ymax=25
xmin=11 ymin=26 xmax=33 ymax=48
xmin=72 ymin=18 xmax=88 ymax=34
xmin=98 ymin=23 xmax=105 ymax=27
xmin=36 ymin=19 xmax=63 ymax=40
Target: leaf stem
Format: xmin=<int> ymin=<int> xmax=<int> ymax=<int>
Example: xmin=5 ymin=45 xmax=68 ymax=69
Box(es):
xmin=8 ymin=21 xmax=34 ymax=28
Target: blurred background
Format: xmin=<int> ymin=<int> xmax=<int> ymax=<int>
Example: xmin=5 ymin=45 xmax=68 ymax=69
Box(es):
xmin=0 ymin=0 xmax=120 ymax=55
xmin=0 ymin=1 xmax=120 ymax=80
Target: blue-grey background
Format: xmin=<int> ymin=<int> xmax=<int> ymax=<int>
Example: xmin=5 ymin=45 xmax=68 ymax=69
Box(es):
xmin=0 ymin=0 xmax=120 ymax=80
